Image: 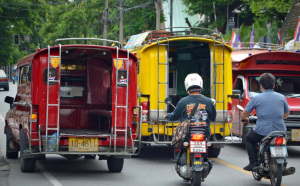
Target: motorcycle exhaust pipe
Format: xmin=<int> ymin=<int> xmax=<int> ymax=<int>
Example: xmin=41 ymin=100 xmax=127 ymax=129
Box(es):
xmin=202 ymin=162 xmax=210 ymax=178
xmin=283 ymin=167 xmax=296 ymax=176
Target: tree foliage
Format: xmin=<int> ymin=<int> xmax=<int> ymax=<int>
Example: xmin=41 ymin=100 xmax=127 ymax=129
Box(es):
xmin=0 ymin=0 xmax=159 ymax=65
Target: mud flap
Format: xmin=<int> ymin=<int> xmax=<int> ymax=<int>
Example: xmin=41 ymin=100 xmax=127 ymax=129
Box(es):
xmin=191 ymin=153 xmax=204 ymax=172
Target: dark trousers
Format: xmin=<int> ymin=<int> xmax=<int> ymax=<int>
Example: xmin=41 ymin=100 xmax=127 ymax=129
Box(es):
xmin=245 ymin=130 xmax=264 ymax=163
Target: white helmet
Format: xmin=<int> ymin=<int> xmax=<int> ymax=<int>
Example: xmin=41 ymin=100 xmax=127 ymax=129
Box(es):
xmin=184 ymin=73 xmax=203 ymax=92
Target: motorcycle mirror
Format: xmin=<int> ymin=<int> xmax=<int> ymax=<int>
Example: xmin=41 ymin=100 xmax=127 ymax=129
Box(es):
xmin=164 ymin=97 xmax=172 ymax=105
xmin=164 ymin=97 xmax=176 ymax=108
xmin=211 ymin=98 xmax=216 ymax=106
xmin=237 ymin=105 xmax=244 ymax=111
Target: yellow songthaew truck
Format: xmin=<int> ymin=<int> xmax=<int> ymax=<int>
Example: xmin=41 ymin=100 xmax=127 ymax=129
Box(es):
xmin=125 ymin=28 xmax=233 ymax=157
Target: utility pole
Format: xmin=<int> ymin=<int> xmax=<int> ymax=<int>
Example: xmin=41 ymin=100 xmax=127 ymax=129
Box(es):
xmin=103 ymin=0 xmax=109 ymax=46
xmin=119 ymin=0 xmax=124 ymax=48
xmin=170 ymin=0 xmax=173 ymax=31
xmin=156 ymin=0 xmax=161 ymax=30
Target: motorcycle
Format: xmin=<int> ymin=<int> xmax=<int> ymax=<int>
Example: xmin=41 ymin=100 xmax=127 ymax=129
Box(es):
xmin=237 ymin=105 xmax=295 ymax=186
xmin=165 ymin=97 xmax=213 ymax=186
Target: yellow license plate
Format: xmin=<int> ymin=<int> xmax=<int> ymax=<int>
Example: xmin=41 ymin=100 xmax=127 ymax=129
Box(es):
xmin=68 ymin=137 xmax=98 ymax=152
xmin=291 ymin=129 xmax=300 ymax=141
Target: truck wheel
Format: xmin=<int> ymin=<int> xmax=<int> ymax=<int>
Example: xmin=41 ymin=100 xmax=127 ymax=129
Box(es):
xmin=19 ymin=129 xmax=36 ymax=172
xmin=208 ymin=147 xmax=221 ymax=158
xmin=107 ymin=157 xmax=124 ymax=172
xmin=6 ymin=128 xmax=18 ymax=159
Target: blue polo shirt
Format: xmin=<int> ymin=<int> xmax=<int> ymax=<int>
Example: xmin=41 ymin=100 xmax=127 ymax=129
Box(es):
xmin=245 ymin=89 xmax=289 ymax=136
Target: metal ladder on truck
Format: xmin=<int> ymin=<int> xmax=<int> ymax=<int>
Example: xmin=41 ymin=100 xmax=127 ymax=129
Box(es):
xmin=113 ymin=48 xmax=133 ymax=154
xmin=43 ymin=44 xmax=62 ymax=153
xmin=153 ymin=37 xmax=173 ymax=144
xmin=211 ymin=40 xmax=233 ymax=144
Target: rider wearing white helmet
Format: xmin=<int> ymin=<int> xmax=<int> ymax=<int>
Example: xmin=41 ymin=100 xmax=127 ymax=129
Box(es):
xmin=166 ymin=73 xmax=216 ymax=136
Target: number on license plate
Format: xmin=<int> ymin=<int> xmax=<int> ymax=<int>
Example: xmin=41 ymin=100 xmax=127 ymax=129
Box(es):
xmin=190 ymin=141 xmax=206 ymax=153
xmin=270 ymin=146 xmax=288 ymax=158
xmin=69 ymin=137 xmax=98 ymax=152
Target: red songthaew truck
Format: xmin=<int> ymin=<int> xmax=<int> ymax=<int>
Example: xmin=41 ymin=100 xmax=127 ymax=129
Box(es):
xmin=231 ymin=49 xmax=300 ymax=145
xmin=4 ymin=38 xmax=141 ymax=172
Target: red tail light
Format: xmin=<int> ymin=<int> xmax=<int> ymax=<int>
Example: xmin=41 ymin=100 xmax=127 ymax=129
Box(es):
xmin=140 ymin=101 xmax=149 ymax=122
xmin=191 ymin=133 xmax=205 ymax=141
xmin=227 ymin=102 xmax=233 ymax=122
xmin=275 ymin=137 xmax=283 ymax=146
xmin=131 ymin=112 xmax=138 ymax=133
xmin=0 ymin=78 xmax=8 ymax=81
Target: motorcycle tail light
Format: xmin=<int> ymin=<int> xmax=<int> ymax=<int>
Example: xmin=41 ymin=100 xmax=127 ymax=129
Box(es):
xmin=271 ymin=137 xmax=286 ymax=146
xmin=191 ymin=133 xmax=205 ymax=141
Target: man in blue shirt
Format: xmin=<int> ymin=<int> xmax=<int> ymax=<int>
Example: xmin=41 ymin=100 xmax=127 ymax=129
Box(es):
xmin=241 ymin=73 xmax=290 ymax=171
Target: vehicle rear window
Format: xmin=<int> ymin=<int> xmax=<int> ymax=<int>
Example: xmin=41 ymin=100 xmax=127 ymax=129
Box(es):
xmin=0 ymin=70 xmax=6 ymax=77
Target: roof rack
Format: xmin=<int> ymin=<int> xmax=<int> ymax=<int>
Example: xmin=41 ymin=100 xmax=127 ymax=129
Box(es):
xmin=231 ymin=42 xmax=283 ymax=51
xmin=53 ymin=38 xmax=121 ymax=47
xmin=146 ymin=27 xmax=223 ymax=42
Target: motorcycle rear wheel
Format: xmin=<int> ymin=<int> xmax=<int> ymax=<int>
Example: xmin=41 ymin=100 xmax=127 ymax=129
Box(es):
xmin=191 ymin=171 xmax=202 ymax=186
xmin=270 ymin=159 xmax=282 ymax=186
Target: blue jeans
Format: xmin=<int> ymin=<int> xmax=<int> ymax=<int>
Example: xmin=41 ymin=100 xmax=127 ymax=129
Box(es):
xmin=245 ymin=130 xmax=264 ymax=163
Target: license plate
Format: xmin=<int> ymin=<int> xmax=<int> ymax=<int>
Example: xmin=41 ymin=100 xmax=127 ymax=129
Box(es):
xmin=68 ymin=137 xmax=98 ymax=152
xmin=291 ymin=129 xmax=300 ymax=141
xmin=190 ymin=141 xmax=206 ymax=153
xmin=270 ymin=146 xmax=288 ymax=158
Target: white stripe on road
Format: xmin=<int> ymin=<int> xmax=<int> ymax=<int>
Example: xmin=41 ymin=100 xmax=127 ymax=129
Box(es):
xmin=37 ymin=163 xmax=63 ymax=186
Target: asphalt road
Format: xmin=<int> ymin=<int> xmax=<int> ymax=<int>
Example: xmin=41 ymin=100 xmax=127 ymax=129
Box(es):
xmin=0 ymin=82 xmax=299 ymax=186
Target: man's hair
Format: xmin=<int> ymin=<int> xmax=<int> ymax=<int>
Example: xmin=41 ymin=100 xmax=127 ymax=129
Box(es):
xmin=258 ymin=73 xmax=275 ymax=89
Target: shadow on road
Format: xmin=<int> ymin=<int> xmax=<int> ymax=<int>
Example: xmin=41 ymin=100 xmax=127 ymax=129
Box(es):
xmin=133 ymin=144 xmax=174 ymax=161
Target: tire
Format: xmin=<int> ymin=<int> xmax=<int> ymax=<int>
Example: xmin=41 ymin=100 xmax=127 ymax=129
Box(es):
xmin=252 ymin=170 xmax=262 ymax=181
xmin=208 ymin=147 xmax=221 ymax=158
xmin=5 ymin=128 xmax=18 ymax=159
xmin=4 ymin=86 xmax=9 ymax=91
xmin=191 ymin=171 xmax=202 ymax=186
xmin=270 ymin=158 xmax=282 ymax=186
xmin=107 ymin=157 xmax=124 ymax=173
xmin=19 ymin=129 xmax=36 ymax=172
xmin=84 ymin=155 xmax=96 ymax=159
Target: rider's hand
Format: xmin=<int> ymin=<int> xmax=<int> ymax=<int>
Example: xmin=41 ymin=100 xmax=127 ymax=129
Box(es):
xmin=241 ymin=118 xmax=249 ymax=124
xmin=164 ymin=114 xmax=168 ymax=118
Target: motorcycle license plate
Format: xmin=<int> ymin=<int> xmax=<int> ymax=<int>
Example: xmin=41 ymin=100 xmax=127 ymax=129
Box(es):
xmin=270 ymin=146 xmax=288 ymax=158
xmin=69 ymin=137 xmax=98 ymax=152
xmin=190 ymin=141 xmax=206 ymax=153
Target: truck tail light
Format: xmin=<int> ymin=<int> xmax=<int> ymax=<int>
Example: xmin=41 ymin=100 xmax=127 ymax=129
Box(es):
xmin=191 ymin=133 xmax=205 ymax=141
xmin=140 ymin=101 xmax=149 ymax=122
xmin=227 ymin=102 xmax=233 ymax=123
xmin=131 ymin=111 xmax=138 ymax=133
xmin=29 ymin=113 xmax=38 ymax=131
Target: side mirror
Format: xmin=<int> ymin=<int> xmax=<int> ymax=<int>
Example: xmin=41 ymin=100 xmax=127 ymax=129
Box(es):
xmin=164 ymin=97 xmax=172 ymax=105
xmin=237 ymin=105 xmax=244 ymax=111
xmin=4 ymin=96 xmax=14 ymax=105
xmin=164 ymin=97 xmax=176 ymax=108
xmin=211 ymin=98 xmax=216 ymax=106
xmin=228 ymin=89 xmax=242 ymax=99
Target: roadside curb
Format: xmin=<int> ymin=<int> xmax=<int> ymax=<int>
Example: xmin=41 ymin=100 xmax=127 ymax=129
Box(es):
xmin=0 ymin=153 xmax=9 ymax=171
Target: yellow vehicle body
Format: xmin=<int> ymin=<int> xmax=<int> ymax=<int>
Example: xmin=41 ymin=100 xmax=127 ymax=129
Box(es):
xmin=127 ymin=29 xmax=233 ymax=146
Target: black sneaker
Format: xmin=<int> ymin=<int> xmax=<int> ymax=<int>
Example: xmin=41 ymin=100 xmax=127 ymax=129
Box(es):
xmin=243 ymin=162 xmax=259 ymax=171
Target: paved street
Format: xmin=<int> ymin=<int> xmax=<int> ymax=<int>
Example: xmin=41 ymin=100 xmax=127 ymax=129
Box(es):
xmin=0 ymin=82 xmax=299 ymax=186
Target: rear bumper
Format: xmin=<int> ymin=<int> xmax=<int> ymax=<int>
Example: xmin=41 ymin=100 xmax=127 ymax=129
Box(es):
xmin=0 ymin=81 xmax=9 ymax=87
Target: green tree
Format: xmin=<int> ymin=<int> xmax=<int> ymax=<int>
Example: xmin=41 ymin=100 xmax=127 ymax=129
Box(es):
xmin=0 ymin=0 xmax=46 ymax=65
